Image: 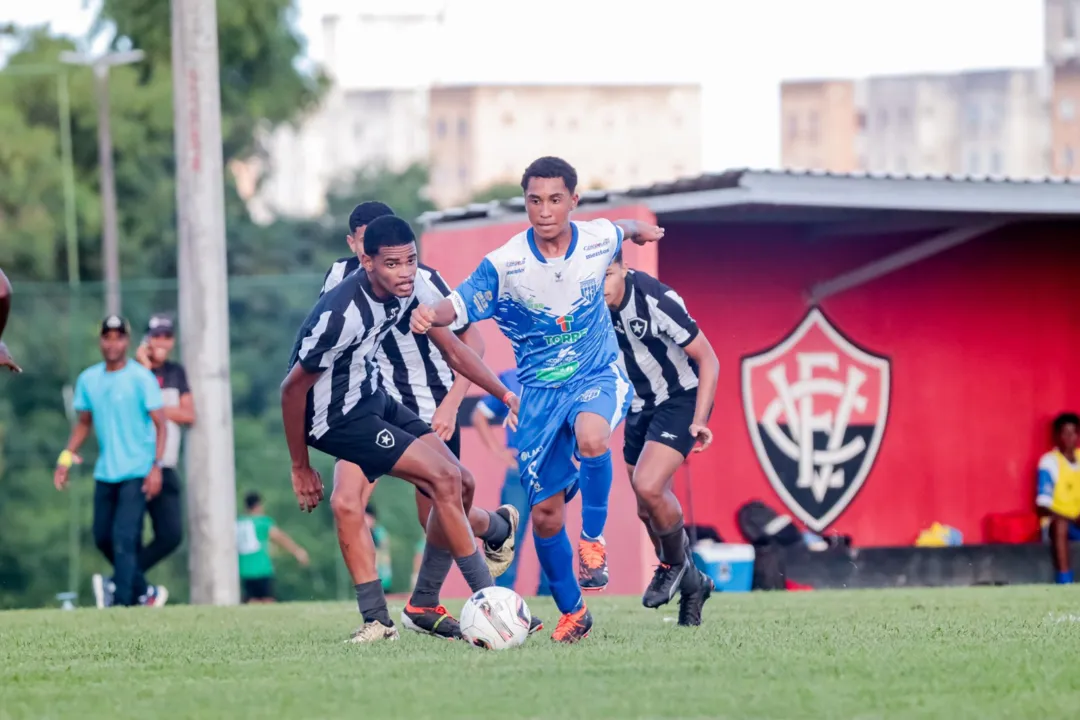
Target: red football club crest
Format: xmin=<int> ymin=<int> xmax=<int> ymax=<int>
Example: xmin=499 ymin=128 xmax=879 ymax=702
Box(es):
xmin=741 ymin=308 xmax=891 ymax=532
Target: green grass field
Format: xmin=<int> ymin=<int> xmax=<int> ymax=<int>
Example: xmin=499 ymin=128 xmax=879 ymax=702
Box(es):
xmin=3 ymin=587 xmax=1080 ymax=719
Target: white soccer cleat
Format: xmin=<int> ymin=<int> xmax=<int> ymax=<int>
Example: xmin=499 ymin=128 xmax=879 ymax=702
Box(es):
xmin=483 ymin=505 xmax=519 ymax=578
xmin=345 ymin=620 xmax=400 ymax=645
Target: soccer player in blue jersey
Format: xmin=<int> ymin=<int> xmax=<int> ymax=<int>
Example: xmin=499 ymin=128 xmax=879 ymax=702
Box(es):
xmin=412 ymin=156 xmax=663 ymax=642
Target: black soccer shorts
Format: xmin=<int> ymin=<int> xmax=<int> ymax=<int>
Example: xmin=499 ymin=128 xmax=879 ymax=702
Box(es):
xmin=622 ymin=391 xmax=700 ymax=467
xmin=310 ymin=390 xmax=433 ymax=480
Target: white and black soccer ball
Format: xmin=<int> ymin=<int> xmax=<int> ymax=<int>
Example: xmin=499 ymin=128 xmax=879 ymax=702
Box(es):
xmin=459 ymin=586 xmax=532 ymax=650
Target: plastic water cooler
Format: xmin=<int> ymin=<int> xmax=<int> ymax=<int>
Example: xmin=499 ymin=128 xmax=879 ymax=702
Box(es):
xmin=692 ymin=543 xmax=756 ymax=593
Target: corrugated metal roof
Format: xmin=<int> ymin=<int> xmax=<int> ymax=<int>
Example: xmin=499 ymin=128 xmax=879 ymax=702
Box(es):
xmin=419 ymin=168 xmax=1080 ymax=228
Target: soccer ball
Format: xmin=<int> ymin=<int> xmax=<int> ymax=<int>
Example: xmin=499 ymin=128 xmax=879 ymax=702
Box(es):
xmin=459 ymin=586 xmax=532 ymax=650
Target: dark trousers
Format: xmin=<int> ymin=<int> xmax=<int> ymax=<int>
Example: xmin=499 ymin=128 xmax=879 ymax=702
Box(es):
xmin=93 ymin=478 xmax=148 ymax=606
xmin=140 ymin=468 xmax=183 ymax=573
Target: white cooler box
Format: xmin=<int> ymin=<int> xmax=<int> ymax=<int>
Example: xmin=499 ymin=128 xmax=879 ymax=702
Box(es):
xmin=692 ymin=543 xmax=756 ymax=593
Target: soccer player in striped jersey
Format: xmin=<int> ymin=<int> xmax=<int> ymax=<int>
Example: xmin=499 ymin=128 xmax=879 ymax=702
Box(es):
xmin=604 ymin=250 xmax=719 ymax=625
xmin=319 ymin=202 xmax=539 ymax=638
xmin=283 ymin=216 xmax=520 ymax=644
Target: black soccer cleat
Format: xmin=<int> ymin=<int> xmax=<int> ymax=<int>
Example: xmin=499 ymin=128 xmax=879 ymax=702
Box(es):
xmin=677 ymin=571 xmax=714 ymax=627
xmin=642 ymin=562 xmax=688 ymax=609
xmin=528 ymin=614 xmax=544 ymax=635
xmin=401 ymin=603 xmax=463 ymax=640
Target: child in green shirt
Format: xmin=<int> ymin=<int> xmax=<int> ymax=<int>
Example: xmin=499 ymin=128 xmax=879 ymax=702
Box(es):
xmin=237 ymin=492 xmax=309 ymax=603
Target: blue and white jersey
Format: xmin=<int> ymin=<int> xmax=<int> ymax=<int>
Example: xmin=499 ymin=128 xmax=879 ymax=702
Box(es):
xmin=451 ymin=219 xmax=624 ymax=388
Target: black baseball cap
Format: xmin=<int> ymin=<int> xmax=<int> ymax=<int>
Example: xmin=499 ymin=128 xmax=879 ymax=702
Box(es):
xmin=101 ymin=315 xmax=130 ymax=336
xmin=147 ymin=313 xmax=175 ymax=337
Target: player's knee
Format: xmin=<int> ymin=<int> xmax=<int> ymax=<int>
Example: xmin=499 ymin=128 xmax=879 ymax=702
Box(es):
xmin=576 ymin=431 xmax=610 ymax=459
xmin=531 ymin=502 xmax=563 ymax=537
xmin=330 ymin=482 xmax=365 ymax=522
xmin=458 ymin=465 xmax=476 ymax=508
xmin=634 ymin=475 xmax=667 ymax=511
xmin=429 ymin=462 xmax=463 ymax=504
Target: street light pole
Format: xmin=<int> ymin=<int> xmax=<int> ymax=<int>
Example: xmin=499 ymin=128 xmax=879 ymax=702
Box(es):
xmin=60 ymin=49 xmax=144 ymax=317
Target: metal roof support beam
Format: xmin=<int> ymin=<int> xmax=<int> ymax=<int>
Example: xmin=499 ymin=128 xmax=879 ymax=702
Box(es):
xmin=806 ymin=222 xmax=1006 ymax=304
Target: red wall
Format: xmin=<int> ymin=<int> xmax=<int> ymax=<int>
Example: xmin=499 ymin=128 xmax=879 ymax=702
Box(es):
xmin=422 ymin=214 xmax=1080 ymax=599
xmin=661 ymin=221 xmax=1080 ymax=546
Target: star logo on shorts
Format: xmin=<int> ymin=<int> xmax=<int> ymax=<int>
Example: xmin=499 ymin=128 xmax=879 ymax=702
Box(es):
xmin=375 ymin=429 xmax=395 ymax=449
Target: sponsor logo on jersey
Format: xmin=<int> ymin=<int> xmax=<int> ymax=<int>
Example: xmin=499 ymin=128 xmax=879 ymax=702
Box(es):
xmin=741 ymin=308 xmax=891 ymax=532
xmin=535 ymin=361 xmax=579 ymax=383
xmin=546 ymin=314 xmax=589 ymax=346
xmin=472 ymin=290 xmax=493 ymax=315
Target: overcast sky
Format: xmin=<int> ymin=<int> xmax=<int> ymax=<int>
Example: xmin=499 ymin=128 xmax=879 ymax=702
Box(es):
xmin=2 ymin=0 xmax=1045 ymax=170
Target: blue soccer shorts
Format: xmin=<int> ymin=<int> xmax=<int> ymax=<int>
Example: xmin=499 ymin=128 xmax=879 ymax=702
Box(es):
xmin=515 ymin=361 xmax=632 ymax=507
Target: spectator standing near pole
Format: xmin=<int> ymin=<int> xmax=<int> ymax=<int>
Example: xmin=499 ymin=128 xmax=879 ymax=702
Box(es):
xmin=54 ymin=315 xmax=169 ymax=607
xmin=0 ymin=268 xmax=20 ymax=373
xmin=135 ymin=314 xmax=195 ymax=577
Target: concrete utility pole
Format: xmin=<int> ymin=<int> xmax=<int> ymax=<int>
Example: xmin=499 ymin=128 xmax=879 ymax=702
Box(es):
xmin=60 ymin=49 xmax=144 ymax=316
xmin=171 ymin=0 xmax=239 ymax=605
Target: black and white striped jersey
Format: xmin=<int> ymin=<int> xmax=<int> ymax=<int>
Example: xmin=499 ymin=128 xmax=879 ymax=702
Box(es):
xmin=610 ymin=269 xmax=700 ymax=413
xmin=319 ymin=256 xmax=468 ymax=425
xmin=289 ymin=268 xmax=442 ymax=439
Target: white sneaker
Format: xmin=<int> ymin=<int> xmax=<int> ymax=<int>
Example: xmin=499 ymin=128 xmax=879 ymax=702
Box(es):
xmin=483 ymin=505 xmax=519 ymax=578
xmin=142 ymin=584 xmax=169 ymax=607
xmin=345 ymin=620 xmax=399 ymax=644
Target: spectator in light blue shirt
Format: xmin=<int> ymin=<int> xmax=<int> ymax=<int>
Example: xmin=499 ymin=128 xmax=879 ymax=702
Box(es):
xmin=54 ymin=315 xmax=167 ymax=607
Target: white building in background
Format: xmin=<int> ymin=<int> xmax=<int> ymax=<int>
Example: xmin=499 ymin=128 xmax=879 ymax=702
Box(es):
xmin=781 ymin=68 xmax=1049 ymax=179
xmin=239 ymin=1 xmax=447 ymax=222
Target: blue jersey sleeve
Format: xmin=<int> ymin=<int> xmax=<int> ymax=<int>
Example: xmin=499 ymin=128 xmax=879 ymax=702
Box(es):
xmin=451 ymin=258 xmax=500 ymax=324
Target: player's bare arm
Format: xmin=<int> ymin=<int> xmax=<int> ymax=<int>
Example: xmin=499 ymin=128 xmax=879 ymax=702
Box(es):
xmin=0 ymin=268 xmax=20 ymax=373
xmin=54 ymin=411 xmax=91 ymax=490
xmin=684 ymin=332 xmax=719 ymax=452
xmin=144 ymin=408 xmax=167 ymax=499
xmin=280 ymin=363 xmax=325 ymax=512
xmin=427 ymin=327 xmax=519 ymax=427
xmin=430 ymin=324 xmax=485 ymax=441
xmin=614 ymin=219 xmax=665 ymax=246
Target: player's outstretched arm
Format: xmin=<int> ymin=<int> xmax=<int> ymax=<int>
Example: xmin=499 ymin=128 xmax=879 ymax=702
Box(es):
xmin=684 ymin=332 xmax=719 ymax=453
xmin=270 ymin=525 xmax=310 ymax=566
xmin=614 ymin=219 xmax=665 ymax=246
xmin=428 ymin=327 xmax=519 ymax=422
xmin=280 ymin=364 xmax=325 ymax=512
xmin=430 ymin=325 xmax=485 ymax=441
xmin=410 ymin=298 xmax=459 ymax=334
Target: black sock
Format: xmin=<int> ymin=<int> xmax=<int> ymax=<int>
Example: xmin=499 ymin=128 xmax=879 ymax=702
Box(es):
xmin=656 ymin=521 xmax=687 ymax=566
xmin=410 ymin=545 xmax=453 ymax=608
xmin=477 ymin=509 xmax=511 ymax=548
xmin=454 ymin=550 xmax=494 ymax=593
xmin=355 ymin=580 xmax=392 ymax=626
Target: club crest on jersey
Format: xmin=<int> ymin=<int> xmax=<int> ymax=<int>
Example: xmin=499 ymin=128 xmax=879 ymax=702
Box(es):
xmin=628 ymin=317 xmax=648 ymax=339
xmin=740 ymin=308 xmax=890 ymax=532
xmin=580 ymin=277 xmax=600 ymax=303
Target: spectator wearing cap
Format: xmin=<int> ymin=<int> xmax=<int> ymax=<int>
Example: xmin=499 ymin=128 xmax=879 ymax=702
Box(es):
xmin=135 ymin=314 xmax=194 ymax=580
xmin=53 ymin=315 xmax=169 ymax=608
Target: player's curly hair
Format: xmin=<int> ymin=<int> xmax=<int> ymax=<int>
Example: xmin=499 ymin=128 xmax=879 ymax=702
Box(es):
xmin=1053 ymin=412 xmax=1080 ymax=435
xmin=521 ymin=156 xmax=578 ymax=194
xmin=363 ymin=215 xmax=415 ymax=256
